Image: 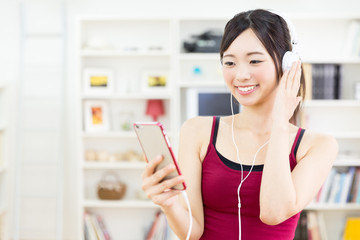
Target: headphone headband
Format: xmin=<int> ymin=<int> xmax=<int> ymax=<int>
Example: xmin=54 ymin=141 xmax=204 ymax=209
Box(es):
xmin=268 ymin=10 xmax=299 ymax=51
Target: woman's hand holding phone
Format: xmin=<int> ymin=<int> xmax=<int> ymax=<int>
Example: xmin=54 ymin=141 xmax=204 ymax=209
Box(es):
xmin=141 ymin=155 xmax=185 ymax=209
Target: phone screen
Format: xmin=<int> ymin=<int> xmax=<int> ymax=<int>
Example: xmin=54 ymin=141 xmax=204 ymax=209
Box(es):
xmin=134 ymin=122 xmax=185 ymax=190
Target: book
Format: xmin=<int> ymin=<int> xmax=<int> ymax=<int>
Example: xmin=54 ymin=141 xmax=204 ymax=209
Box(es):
xmin=84 ymin=212 xmax=98 ymax=240
xmin=302 ymin=63 xmax=312 ymax=100
xmin=311 ymin=64 xmax=341 ymax=100
xmin=340 ymin=167 xmax=355 ymax=203
xmin=307 ymin=211 xmax=321 ymax=240
xmin=95 ymin=214 xmax=111 ymax=240
xmin=84 ymin=212 xmax=111 ymax=240
xmin=343 ymin=217 xmax=360 ymax=240
xmin=318 ymin=168 xmax=336 ymax=203
xmin=328 ymin=172 xmax=341 ymax=203
xmin=350 ymin=168 xmax=360 ymax=203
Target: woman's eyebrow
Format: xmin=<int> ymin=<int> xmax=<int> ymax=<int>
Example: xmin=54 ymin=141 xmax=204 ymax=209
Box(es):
xmin=247 ymin=51 xmax=265 ymax=56
xmin=223 ymin=53 xmax=235 ymax=58
xmin=223 ymin=51 xmax=265 ymax=58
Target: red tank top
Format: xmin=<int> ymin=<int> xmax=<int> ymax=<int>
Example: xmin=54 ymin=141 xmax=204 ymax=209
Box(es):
xmin=200 ymin=116 xmax=305 ymax=240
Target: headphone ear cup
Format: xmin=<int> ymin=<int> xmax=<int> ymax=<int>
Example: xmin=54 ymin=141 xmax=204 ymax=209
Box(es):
xmin=282 ymin=51 xmax=300 ymax=72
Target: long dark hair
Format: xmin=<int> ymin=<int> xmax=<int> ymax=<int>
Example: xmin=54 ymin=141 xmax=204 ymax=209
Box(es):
xmin=220 ymin=9 xmax=305 ymax=125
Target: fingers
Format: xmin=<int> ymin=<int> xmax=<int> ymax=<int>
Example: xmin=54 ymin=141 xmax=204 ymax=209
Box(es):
xmin=281 ymin=61 xmax=301 ymax=94
xmin=145 ymin=175 xmax=185 ymax=199
xmin=151 ymin=189 xmax=182 ymax=206
xmin=142 ymin=155 xmax=163 ymax=179
xmin=291 ymin=62 xmax=302 ymax=96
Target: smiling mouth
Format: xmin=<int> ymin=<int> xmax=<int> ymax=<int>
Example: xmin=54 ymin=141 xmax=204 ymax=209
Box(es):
xmin=237 ymin=84 xmax=259 ymax=92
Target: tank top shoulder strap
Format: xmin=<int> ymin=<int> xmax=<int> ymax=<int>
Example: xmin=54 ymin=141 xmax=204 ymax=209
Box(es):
xmin=212 ymin=116 xmax=220 ymax=145
xmin=206 ymin=116 xmax=220 ymax=155
xmin=291 ymin=127 xmax=306 ymax=159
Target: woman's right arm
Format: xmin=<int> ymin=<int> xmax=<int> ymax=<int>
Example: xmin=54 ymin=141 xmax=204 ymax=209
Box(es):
xmin=141 ymin=117 xmax=210 ymax=240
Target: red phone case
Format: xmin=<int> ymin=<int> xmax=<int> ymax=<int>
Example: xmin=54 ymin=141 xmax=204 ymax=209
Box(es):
xmin=134 ymin=122 xmax=186 ymax=190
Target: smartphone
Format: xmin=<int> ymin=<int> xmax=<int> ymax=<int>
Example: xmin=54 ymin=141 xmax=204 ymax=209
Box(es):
xmin=134 ymin=122 xmax=186 ymax=190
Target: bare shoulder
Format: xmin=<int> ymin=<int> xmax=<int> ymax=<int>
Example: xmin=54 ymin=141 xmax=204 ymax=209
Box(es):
xmin=180 ymin=116 xmax=213 ymax=137
xmin=297 ymin=128 xmax=339 ymax=163
xmin=180 ymin=116 xmax=214 ymax=160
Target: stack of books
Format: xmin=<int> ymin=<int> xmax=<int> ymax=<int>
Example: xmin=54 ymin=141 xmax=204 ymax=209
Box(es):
xmin=146 ymin=211 xmax=171 ymax=240
xmin=84 ymin=212 xmax=111 ymax=240
xmin=314 ymin=167 xmax=360 ymax=204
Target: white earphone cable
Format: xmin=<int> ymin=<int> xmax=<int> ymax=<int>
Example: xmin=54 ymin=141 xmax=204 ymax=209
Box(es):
xmin=182 ymin=191 xmax=192 ymax=240
xmin=230 ymin=94 xmax=270 ymax=240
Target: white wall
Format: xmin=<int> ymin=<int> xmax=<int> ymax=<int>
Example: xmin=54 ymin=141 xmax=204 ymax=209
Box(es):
xmin=2 ymin=0 xmax=360 ymax=239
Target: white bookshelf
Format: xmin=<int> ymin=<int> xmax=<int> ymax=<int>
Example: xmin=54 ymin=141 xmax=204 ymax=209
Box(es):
xmin=77 ymin=17 xmax=174 ymax=240
xmin=76 ymin=14 xmax=360 ymax=240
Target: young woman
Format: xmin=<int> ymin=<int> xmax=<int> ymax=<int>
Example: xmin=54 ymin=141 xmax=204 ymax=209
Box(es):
xmin=141 ymin=9 xmax=338 ymax=239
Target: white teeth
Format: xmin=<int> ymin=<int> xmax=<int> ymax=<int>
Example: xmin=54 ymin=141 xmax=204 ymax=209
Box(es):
xmin=238 ymin=85 xmax=257 ymax=92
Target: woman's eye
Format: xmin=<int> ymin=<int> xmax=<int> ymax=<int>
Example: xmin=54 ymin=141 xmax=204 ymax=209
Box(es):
xmin=250 ymin=60 xmax=262 ymax=64
xmin=224 ymin=61 xmax=235 ymax=66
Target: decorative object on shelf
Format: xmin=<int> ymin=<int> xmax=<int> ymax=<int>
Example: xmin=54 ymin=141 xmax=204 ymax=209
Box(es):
xmin=116 ymin=150 xmax=143 ymax=162
xmin=146 ymin=99 xmax=165 ymax=121
xmin=141 ymin=70 xmax=169 ymax=92
xmin=117 ymin=111 xmax=134 ymax=131
xmin=148 ymin=46 xmax=164 ymax=52
xmin=183 ymin=30 xmax=222 ymax=53
xmin=84 ymin=100 xmax=110 ymax=132
xmin=192 ymin=65 xmax=204 ymax=80
xmin=83 ymin=68 xmax=114 ymax=95
xmin=83 ymin=37 xmax=113 ymax=50
xmin=85 ymin=150 xmax=97 ymax=162
xmin=135 ymin=190 xmax=148 ymax=200
xmin=97 ymin=171 xmax=127 ymax=200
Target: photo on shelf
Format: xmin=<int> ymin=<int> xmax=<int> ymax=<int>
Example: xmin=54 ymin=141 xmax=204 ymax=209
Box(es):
xmin=141 ymin=70 xmax=169 ymax=92
xmin=84 ymin=100 xmax=110 ymax=132
xmin=83 ymin=68 xmax=114 ymax=95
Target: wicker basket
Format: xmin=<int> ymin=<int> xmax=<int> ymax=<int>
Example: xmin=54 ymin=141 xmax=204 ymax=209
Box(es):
xmin=97 ymin=171 xmax=126 ymax=200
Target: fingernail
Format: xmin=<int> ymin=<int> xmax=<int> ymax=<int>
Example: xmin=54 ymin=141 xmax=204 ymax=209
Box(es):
xmin=167 ymin=165 xmax=175 ymax=170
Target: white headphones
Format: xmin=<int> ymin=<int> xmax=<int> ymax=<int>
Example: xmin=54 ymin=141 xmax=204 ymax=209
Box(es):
xmin=275 ymin=11 xmax=301 ymax=71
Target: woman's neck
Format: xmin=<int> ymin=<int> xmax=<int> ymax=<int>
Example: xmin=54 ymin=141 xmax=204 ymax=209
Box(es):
xmin=235 ymin=101 xmax=275 ymax=136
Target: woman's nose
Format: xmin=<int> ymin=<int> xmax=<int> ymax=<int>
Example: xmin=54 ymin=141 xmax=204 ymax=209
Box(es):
xmin=235 ymin=64 xmax=251 ymax=81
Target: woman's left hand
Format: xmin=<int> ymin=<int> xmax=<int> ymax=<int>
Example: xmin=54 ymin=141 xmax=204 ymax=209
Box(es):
xmin=272 ymin=60 xmax=302 ymax=124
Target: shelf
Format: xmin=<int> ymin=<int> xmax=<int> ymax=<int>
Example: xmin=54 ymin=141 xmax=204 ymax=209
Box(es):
xmin=83 ymin=199 xmax=158 ymax=208
xmin=83 ymin=161 xmax=146 ymax=169
xmin=81 ymin=49 xmax=170 ymax=57
xmin=303 ymin=100 xmax=360 ymax=107
xmin=179 ymin=53 xmax=220 ymax=61
xmin=178 ymin=81 xmax=226 ymax=88
xmin=81 ymin=93 xmax=172 ymax=100
xmin=302 ymin=57 xmax=360 ymax=64
xmin=331 ymin=132 xmax=360 ymax=139
xmin=333 ymin=158 xmax=360 ymax=166
xmin=306 ymin=203 xmax=360 ymax=211
xmin=82 ymin=131 xmax=137 ymax=138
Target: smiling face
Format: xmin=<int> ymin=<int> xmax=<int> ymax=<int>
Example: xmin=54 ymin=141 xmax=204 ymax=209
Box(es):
xmin=222 ymin=28 xmax=278 ymax=107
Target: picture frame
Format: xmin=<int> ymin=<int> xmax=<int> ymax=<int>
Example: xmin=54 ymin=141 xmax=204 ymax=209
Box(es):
xmin=141 ymin=70 xmax=169 ymax=92
xmin=83 ymin=68 xmax=114 ymax=95
xmin=84 ymin=100 xmax=110 ymax=132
